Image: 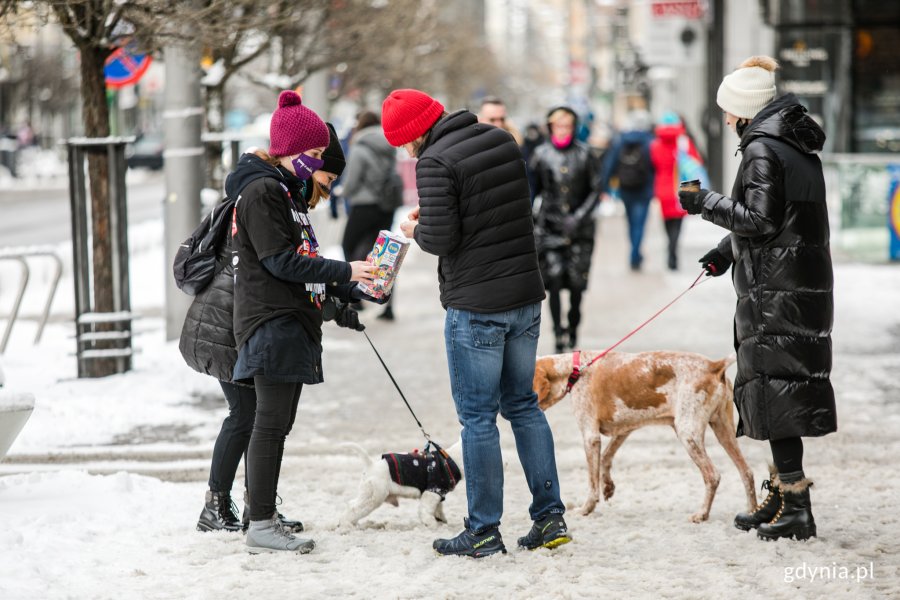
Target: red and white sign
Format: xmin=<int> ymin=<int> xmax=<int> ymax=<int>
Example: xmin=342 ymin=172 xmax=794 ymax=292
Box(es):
xmin=651 ymin=1 xmax=705 ymax=20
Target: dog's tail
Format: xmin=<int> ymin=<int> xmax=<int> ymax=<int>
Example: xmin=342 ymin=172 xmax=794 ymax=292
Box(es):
xmin=723 ymin=352 xmax=737 ymax=369
xmin=340 ymin=442 xmax=374 ymax=466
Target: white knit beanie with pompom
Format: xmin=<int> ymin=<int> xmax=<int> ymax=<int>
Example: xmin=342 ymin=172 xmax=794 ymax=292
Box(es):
xmin=716 ymin=56 xmax=778 ymax=120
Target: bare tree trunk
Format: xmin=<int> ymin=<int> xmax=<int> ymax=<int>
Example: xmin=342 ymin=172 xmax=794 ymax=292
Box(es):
xmin=79 ymin=45 xmax=118 ymax=377
xmin=204 ymin=82 xmax=225 ymax=191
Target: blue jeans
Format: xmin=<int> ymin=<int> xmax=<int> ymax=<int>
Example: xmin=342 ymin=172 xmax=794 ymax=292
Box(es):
xmin=444 ymin=302 xmax=565 ymax=532
xmin=622 ymin=196 xmax=652 ymax=267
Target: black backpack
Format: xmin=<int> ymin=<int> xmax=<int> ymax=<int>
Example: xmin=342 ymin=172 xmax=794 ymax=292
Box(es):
xmin=616 ymin=140 xmax=651 ymax=190
xmin=173 ymin=197 xmax=236 ymax=296
xmin=375 ymin=160 xmax=404 ymax=213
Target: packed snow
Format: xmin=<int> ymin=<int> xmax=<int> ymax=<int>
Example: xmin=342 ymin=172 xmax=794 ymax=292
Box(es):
xmin=0 ymin=203 xmax=898 ymax=599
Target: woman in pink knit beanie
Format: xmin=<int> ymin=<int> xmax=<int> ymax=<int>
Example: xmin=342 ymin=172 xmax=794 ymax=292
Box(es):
xmin=222 ymin=90 xmax=382 ymax=555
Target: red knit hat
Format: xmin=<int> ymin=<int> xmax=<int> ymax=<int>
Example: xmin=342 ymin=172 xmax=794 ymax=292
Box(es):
xmin=381 ymin=89 xmax=445 ymax=147
xmin=268 ymin=90 xmax=330 ymax=157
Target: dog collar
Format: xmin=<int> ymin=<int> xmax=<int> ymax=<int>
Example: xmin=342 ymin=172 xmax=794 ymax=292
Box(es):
xmin=565 ymin=350 xmax=583 ymax=396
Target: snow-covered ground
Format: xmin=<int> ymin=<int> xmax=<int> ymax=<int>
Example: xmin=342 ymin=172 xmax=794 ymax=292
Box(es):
xmin=1 ymin=205 xmax=899 ymax=599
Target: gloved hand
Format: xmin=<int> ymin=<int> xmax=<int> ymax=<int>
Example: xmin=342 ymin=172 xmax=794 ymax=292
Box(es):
xmin=562 ymin=215 xmax=579 ymax=236
xmin=322 ymin=298 xmax=366 ymax=331
xmin=350 ymin=285 xmax=390 ymax=305
xmin=698 ymin=248 xmax=731 ymax=277
xmin=678 ymin=188 xmax=710 ymax=215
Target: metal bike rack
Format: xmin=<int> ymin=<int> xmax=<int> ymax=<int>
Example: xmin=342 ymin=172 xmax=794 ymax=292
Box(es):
xmin=0 ymin=248 xmax=63 ymax=354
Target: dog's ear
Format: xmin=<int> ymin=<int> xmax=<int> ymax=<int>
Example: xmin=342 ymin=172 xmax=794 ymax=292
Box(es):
xmin=533 ymin=360 xmax=552 ymax=408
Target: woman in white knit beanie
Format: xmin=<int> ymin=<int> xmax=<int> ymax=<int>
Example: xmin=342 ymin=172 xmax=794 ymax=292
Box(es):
xmin=678 ymin=56 xmax=836 ymax=543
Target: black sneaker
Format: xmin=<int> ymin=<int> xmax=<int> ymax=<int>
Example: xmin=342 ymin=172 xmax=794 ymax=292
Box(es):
xmin=433 ymin=518 xmax=507 ymax=558
xmin=518 ymin=514 xmax=571 ymax=550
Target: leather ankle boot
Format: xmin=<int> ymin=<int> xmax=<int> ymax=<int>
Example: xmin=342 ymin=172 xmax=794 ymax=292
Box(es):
xmin=734 ymin=466 xmax=782 ymax=531
xmin=197 ymin=490 xmax=241 ymax=532
xmin=757 ymin=471 xmax=816 ymax=541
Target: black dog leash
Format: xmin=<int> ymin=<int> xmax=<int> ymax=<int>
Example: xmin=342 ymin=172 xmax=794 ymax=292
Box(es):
xmin=362 ymin=330 xmax=433 ymax=444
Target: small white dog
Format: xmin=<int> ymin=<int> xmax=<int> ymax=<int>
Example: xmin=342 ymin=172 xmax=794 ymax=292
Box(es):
xmin=340 ymin=439 xmax=464 ymax=528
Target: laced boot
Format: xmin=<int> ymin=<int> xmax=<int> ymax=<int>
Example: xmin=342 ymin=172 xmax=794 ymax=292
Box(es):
xmin=518 ymin=514 xmax=571 ymax=550
xmin=242 ymin=491 xmax=304 ymax=533
xmin=197 ymin=490 xmax=241 ymax=532
xmin=245 ymin=513 xmax=315 ymax=555
xmin=734 ymin=466 xmax=782 ymax=531
xmin=757 ymin=471 xmax=816 ymax=541
xmin=433 ymin=518 xmax=507 ymax=558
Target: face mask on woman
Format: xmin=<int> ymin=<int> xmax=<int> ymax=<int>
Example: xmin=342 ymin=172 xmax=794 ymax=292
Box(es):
xmin=551 ymin=134 xmax=572 ymax=149
xmin=291 ymin=153 xmax=325 ymax=180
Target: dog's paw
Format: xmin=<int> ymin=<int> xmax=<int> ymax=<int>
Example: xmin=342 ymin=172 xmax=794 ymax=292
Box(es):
xmin=602 ymin=480 xmax=616 ymax=500
xmin=579 ymin=499 xmax=598 ymax=516
xmin=689 ymin=512 xmax=709 ymax=524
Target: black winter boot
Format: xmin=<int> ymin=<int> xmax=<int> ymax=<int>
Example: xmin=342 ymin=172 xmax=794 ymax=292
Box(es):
xmin=757 ymin=471 xmax=816 ymax=541
xmin=518 ymin=514 xmax=571 ymax=550
xmin=242 ymin=491 xmax=304 ymax=534
xmin=554 ymin=327 xmax=568 ymax=353
xmin=433 ymin=518 xmax=507 ymax=558
xmin=734 ymin=466 xmax=782 ymax=531
xmin=197 ymin=490 xmax=241 ymax=532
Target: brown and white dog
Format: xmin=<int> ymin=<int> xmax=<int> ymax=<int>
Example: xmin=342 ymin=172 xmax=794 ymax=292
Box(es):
xmin=339 ymin=440 xmax=463 ymax=528
xmin=534 ymin=351 xmax=757 ymax=522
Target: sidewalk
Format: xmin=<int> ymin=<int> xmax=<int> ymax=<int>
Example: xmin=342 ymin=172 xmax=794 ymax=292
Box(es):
xmin=1 ymin=203 xmax=898 ymax=599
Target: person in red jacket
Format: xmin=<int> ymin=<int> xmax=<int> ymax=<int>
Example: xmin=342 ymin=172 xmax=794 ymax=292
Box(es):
xmin=649 ymin=111 xmax=707 ymax=270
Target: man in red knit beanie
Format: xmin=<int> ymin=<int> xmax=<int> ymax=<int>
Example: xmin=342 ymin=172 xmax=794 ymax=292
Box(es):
xmin=382 ymin=89 xmax=571 ymax=558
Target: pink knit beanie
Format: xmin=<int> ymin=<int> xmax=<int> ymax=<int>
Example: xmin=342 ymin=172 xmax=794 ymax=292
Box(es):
xmin=268 ymin=90 xmax=330 ymax=156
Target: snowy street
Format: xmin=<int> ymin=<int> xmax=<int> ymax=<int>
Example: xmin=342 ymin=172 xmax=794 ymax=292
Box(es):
xmin=1 ymin=203 xmax=898 ymax=599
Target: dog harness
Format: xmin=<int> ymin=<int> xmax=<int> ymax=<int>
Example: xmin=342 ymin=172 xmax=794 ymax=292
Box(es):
xmin=382 ymin=449 xmax=462 ymax=499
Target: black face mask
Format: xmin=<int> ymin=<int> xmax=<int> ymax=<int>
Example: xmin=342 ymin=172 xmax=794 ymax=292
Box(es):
xmin=736 ymin=118 xmax=749 ymax=137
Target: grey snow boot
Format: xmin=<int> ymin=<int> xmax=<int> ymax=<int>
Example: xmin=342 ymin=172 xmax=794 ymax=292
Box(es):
xmin=242 ymin=491 xmax=304 ymax=533
xmin=245 ymin=514 xmax=315 ymax=555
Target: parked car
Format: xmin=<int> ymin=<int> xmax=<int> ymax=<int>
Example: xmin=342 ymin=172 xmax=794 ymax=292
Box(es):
xmin=126 ymin=133 xmax=164 ymax=170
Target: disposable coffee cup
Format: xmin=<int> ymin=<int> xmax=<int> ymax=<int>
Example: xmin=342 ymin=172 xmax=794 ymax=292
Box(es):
xmin=679 ymin=179 xmax=702 ymax=193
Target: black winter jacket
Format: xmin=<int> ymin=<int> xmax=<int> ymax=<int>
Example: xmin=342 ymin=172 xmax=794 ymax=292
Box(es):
xmin=178 ymin=201 xmax=242 ymax=384
xmin=414 ymin=110 xmax=545 ymax=312
xmin=700 ymin=94 xmax=836 ymax=441
xmin=227 ymin=154 xmax=353 ymax=384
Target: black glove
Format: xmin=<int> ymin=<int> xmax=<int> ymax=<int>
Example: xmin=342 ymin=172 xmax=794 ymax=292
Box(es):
xmin=322 ymin=298 xmax=365 ymax=331
xmin=349 ymin=285 xmax=390 ymax=305
xmin=698 ymin=248 xmax=731 ymax=277
xmin=562 ymin=215 xmax=579 ymax=236
xmin=678 ymin=188 xmax=710 ymax=215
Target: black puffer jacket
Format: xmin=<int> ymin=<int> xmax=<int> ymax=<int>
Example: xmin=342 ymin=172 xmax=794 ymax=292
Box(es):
xmin=414 ymin=110 xmax=545 ymax=313
xmin=700 ymin=93 xmax=836 ymax=441
xmin=178 ymin=200 xmax=241 ymax=384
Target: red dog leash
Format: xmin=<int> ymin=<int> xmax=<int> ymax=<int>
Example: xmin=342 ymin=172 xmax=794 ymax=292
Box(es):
xmin=564 ymin=271 xmax=709 ymax=396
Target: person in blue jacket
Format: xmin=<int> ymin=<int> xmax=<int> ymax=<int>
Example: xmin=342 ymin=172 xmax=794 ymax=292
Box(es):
xmin=601 ymin=110 xmax=656 ymax=271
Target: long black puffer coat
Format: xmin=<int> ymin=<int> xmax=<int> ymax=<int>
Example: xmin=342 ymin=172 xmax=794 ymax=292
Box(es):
xmin=530 ymin=107 xmax=601 ymax=291
xmin=179 ymin=203 xmax=241 ymax=384
xmin=700 ymin=93 xmax=836 ymax=441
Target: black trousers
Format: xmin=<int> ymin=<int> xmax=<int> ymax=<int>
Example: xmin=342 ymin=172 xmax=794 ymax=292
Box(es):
xmin=770 ymin=437 xmax=804 ymax=474
xmin=247 ymin=376 xmax=302 ymax=521
xmin=341 ymin=204 xmax=395 ymax=262
xmin=548 ymin=284 xmax=584 ymax=341
xmin=663 ymin=218 xmax=683 ymax=269
xmin=208 ymin=381 xmax=256 ymax=493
